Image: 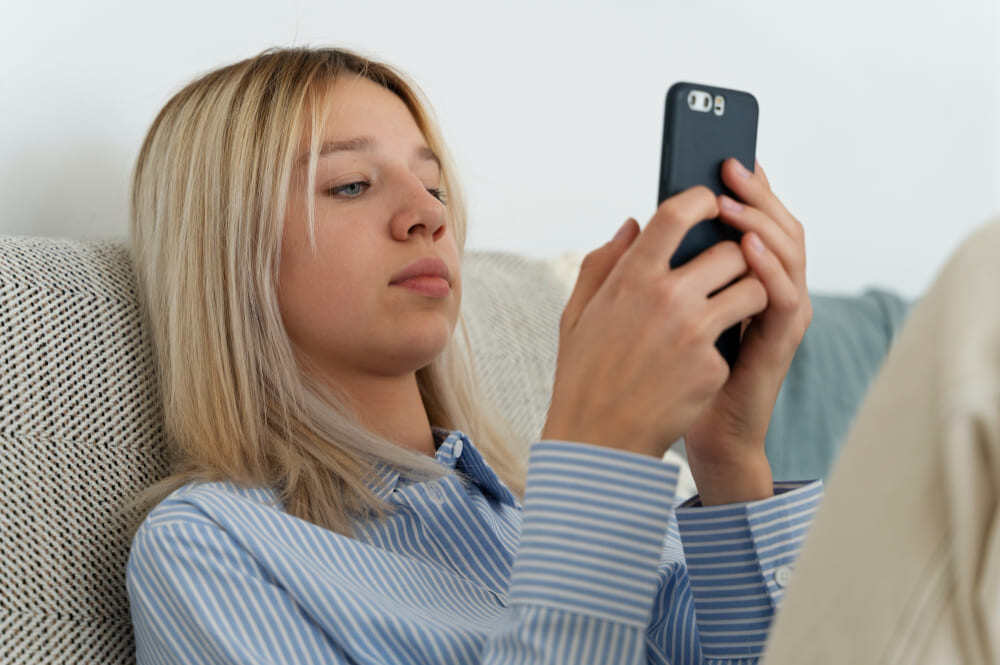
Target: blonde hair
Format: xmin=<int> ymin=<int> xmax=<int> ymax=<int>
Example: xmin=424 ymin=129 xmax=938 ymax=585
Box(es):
xmin=126 ymin=45 xmax=527 ymax=539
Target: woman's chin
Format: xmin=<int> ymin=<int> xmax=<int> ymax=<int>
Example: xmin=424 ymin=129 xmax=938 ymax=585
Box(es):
xmin=390 ymin=331 xmax=453 ymax=369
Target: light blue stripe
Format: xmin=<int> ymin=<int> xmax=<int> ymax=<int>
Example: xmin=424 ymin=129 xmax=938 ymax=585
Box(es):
xmin=519 ymin=518 xmax=667 ymax=551
xmin=687 ymin=607 xmax=773 ymax=621
xmin=679 ymin=527 xmax=754 ymax=544
xmin=687 ymin=572 xmax=769 ymax=588
xmin=525 ymin=477 xmax=675 ymax=504
xmin=519 ymin=493 xmax=674 ymax=533
xmin=516 ymin=537 xmax=668 ymax=574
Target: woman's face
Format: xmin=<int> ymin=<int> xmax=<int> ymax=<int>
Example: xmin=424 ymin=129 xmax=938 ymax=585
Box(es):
xmin=278 ymin=75 xmax=461 ymax=385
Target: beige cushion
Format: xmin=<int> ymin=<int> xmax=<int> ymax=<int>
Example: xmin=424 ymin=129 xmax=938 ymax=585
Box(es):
xmin=2 ymin=236 xmax=658 ymax=664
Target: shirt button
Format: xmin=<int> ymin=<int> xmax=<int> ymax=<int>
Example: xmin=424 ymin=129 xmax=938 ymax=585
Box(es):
xmin=453 ymin=439 xmax=463 ymax=458
xmin=429 ymin=484 xmax=445 ymax=504
xmin=774 ymin=565 xmax=794 ymax=588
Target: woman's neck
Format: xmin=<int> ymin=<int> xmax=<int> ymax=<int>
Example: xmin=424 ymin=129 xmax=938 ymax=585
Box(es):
xmin=335 ymin=370 xmax=438 ymax=457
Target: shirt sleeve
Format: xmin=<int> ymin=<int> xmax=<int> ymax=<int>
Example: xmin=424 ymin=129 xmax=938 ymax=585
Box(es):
xmin=127 ymin=518 xmax=353 ymax=664
xmin=482 ymin=439 xmax=681 ymax=664
xmin=646 ymin=480 xmax=824 ymax=664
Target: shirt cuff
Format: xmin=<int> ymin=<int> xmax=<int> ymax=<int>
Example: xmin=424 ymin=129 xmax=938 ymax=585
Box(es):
xmin=509 ymin=439 xmax=681 ymax=628
xmin=675 ymin=480 xmax=823 ymax=660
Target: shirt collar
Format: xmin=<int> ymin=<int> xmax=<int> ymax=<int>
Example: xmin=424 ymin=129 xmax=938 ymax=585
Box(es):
xmin=365 ymin=427 xmax=519 ymax=508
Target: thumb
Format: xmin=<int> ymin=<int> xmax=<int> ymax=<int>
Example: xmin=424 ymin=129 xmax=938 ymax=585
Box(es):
xmin=560 ymin=218 xmax=638 ymax=333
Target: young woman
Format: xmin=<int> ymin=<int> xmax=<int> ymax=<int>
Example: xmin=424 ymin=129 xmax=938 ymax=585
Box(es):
xmin=125 ymin=46 xmax=820 ymax=664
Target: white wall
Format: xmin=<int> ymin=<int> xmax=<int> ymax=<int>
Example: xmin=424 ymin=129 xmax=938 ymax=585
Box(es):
xmin=2 ymin=0 xmax=997 ymax=300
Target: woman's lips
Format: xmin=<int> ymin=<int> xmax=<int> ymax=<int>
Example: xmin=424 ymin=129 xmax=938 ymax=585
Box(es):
xmin=391 ymin=276 xmax=451 ymax=298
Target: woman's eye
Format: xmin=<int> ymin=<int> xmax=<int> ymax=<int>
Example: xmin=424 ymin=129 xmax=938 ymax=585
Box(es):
xmin=327 ymin=181 xmax=446 ymax=205
xmin=330 ymin=181 xmax=369 ymax=198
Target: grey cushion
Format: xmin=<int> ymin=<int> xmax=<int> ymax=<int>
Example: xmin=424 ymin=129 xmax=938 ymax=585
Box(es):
xmin=764 ymin=288 xmax=913 ymax=481
xmin=0 ymin=235 xmax=910 ymax=663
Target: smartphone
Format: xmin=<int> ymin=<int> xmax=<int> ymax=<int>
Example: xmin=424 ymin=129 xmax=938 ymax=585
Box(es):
xmin=658 ymin=81 xmax=759 ymax=368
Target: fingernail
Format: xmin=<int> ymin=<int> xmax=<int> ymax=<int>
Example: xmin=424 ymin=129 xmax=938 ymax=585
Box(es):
xmin=613 ymin=218 xmax=631 ymax=243
xmin=720 ymin=196 xmax=743 ymax=213
xmin=748 ymin=232 xmax=765 ymax=253
xmin=734 ymin=159 xmax=752 ymax=178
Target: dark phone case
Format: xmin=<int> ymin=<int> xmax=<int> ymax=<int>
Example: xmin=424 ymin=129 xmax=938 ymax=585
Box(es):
xmin=658 ymin=82 xmax=759 ymax=368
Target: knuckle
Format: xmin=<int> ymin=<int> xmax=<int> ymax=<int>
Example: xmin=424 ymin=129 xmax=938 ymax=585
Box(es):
xmin=703 ymin=351 xmax=730 ymax=389
xmin=724 ymin=238 xmax=744 ymax=253
xmin=693 ymin=186 xmax=718 ymax=213
xmin=692 ymin=185 xmax=715 ymax=203
xmin=671 ymin=307 xmax=698 ymax=342
xmin=580 ymin=250 xmax=602 ymax=272
xmin=657 ymin=197 xmax=683 ymax=220
xmin=701 ymin=241 xmax=746 ymax=276
xmin=801 ymin=300 xmax=814 ymax=328
xmin=614 ymin=258 xmax=642 ymax=290
xmin=723 ymin=240 xmax=748 ymax=267
xmin=789 ymin=254 xmax=806 ymax=276
xmin=558 ymin=308 xmax=572 ymax=333
xmin=708 ymin=238 xmax=739 ymax=257
xmin=778 ymin=292 xmax=799 ymax=312
xmin=751 ymin=278 xmax=768 ymax=309
xmin=657 ymin=185 xmax=717 ymax=219
xmin=792 ymin=219 xmax=806 ymax=243
xmin=656 ymin=275 xmax=686 ymax=307
xmin=688 ymin=313 xmax=716 ymax=347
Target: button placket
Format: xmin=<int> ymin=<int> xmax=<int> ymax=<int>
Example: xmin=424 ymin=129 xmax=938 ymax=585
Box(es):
xmin=428 ymin=483 xmax=446 ymax=504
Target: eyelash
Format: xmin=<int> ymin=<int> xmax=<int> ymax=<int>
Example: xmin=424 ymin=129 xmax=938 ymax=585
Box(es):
xmin=328 ymin=181 xmax=447 ymax=205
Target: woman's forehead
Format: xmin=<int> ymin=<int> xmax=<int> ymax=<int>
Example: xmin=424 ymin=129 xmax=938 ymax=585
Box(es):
xmin=297 ymin=76 xmax=423 ymax=153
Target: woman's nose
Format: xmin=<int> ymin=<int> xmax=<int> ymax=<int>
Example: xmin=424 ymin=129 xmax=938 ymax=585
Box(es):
xmin=390 ymin=179 xmax=447 ymax=242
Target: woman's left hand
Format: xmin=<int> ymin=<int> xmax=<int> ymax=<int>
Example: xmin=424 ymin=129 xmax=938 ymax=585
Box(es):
xmin=683 ymin=158 xmax=813 ymax=506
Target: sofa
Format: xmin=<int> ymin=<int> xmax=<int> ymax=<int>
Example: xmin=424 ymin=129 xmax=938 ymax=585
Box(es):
xmin=0 ymin=235 xmax=911 ymax=663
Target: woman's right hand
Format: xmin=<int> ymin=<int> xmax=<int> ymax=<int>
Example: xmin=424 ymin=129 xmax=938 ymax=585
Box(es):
xmin=540 ymin=186 xmax=769 ymax=459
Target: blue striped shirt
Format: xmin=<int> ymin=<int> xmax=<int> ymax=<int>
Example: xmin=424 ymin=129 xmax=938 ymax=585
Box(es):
xmin=127 ymin=427 xmax=822 ymax=664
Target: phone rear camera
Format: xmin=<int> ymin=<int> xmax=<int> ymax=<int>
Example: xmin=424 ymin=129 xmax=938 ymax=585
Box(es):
xmin=687 ymin=89 xmax=713 ymax=112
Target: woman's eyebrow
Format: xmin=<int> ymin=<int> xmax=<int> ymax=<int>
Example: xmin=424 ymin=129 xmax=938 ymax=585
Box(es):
xmin=296 ymin=135 xmax=440 ymax=169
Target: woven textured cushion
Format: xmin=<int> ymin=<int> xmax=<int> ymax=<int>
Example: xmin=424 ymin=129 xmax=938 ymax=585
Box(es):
xmin=1 ymin=238 xmax=164 ymax=664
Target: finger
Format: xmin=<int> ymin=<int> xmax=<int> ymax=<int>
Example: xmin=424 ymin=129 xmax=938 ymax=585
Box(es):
xmin=741 ymin=232 xmax=802 ymax=316
xmin=629 ymin=186 xmax=720 ymax=270
xmin=704 ymin=273 xmax=768 ymax=337
xmin=717 ymin=195 xmax=804 ymax=283
xmin=720 ymin=158 xmax=801 ymax=241
xmin=672 ymin=239 xmax=749 ymax=297
xmin=755 ymin=159 xmax=771 ymax=189
xmin=561 ymin=218 xmax=639 ymax=332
